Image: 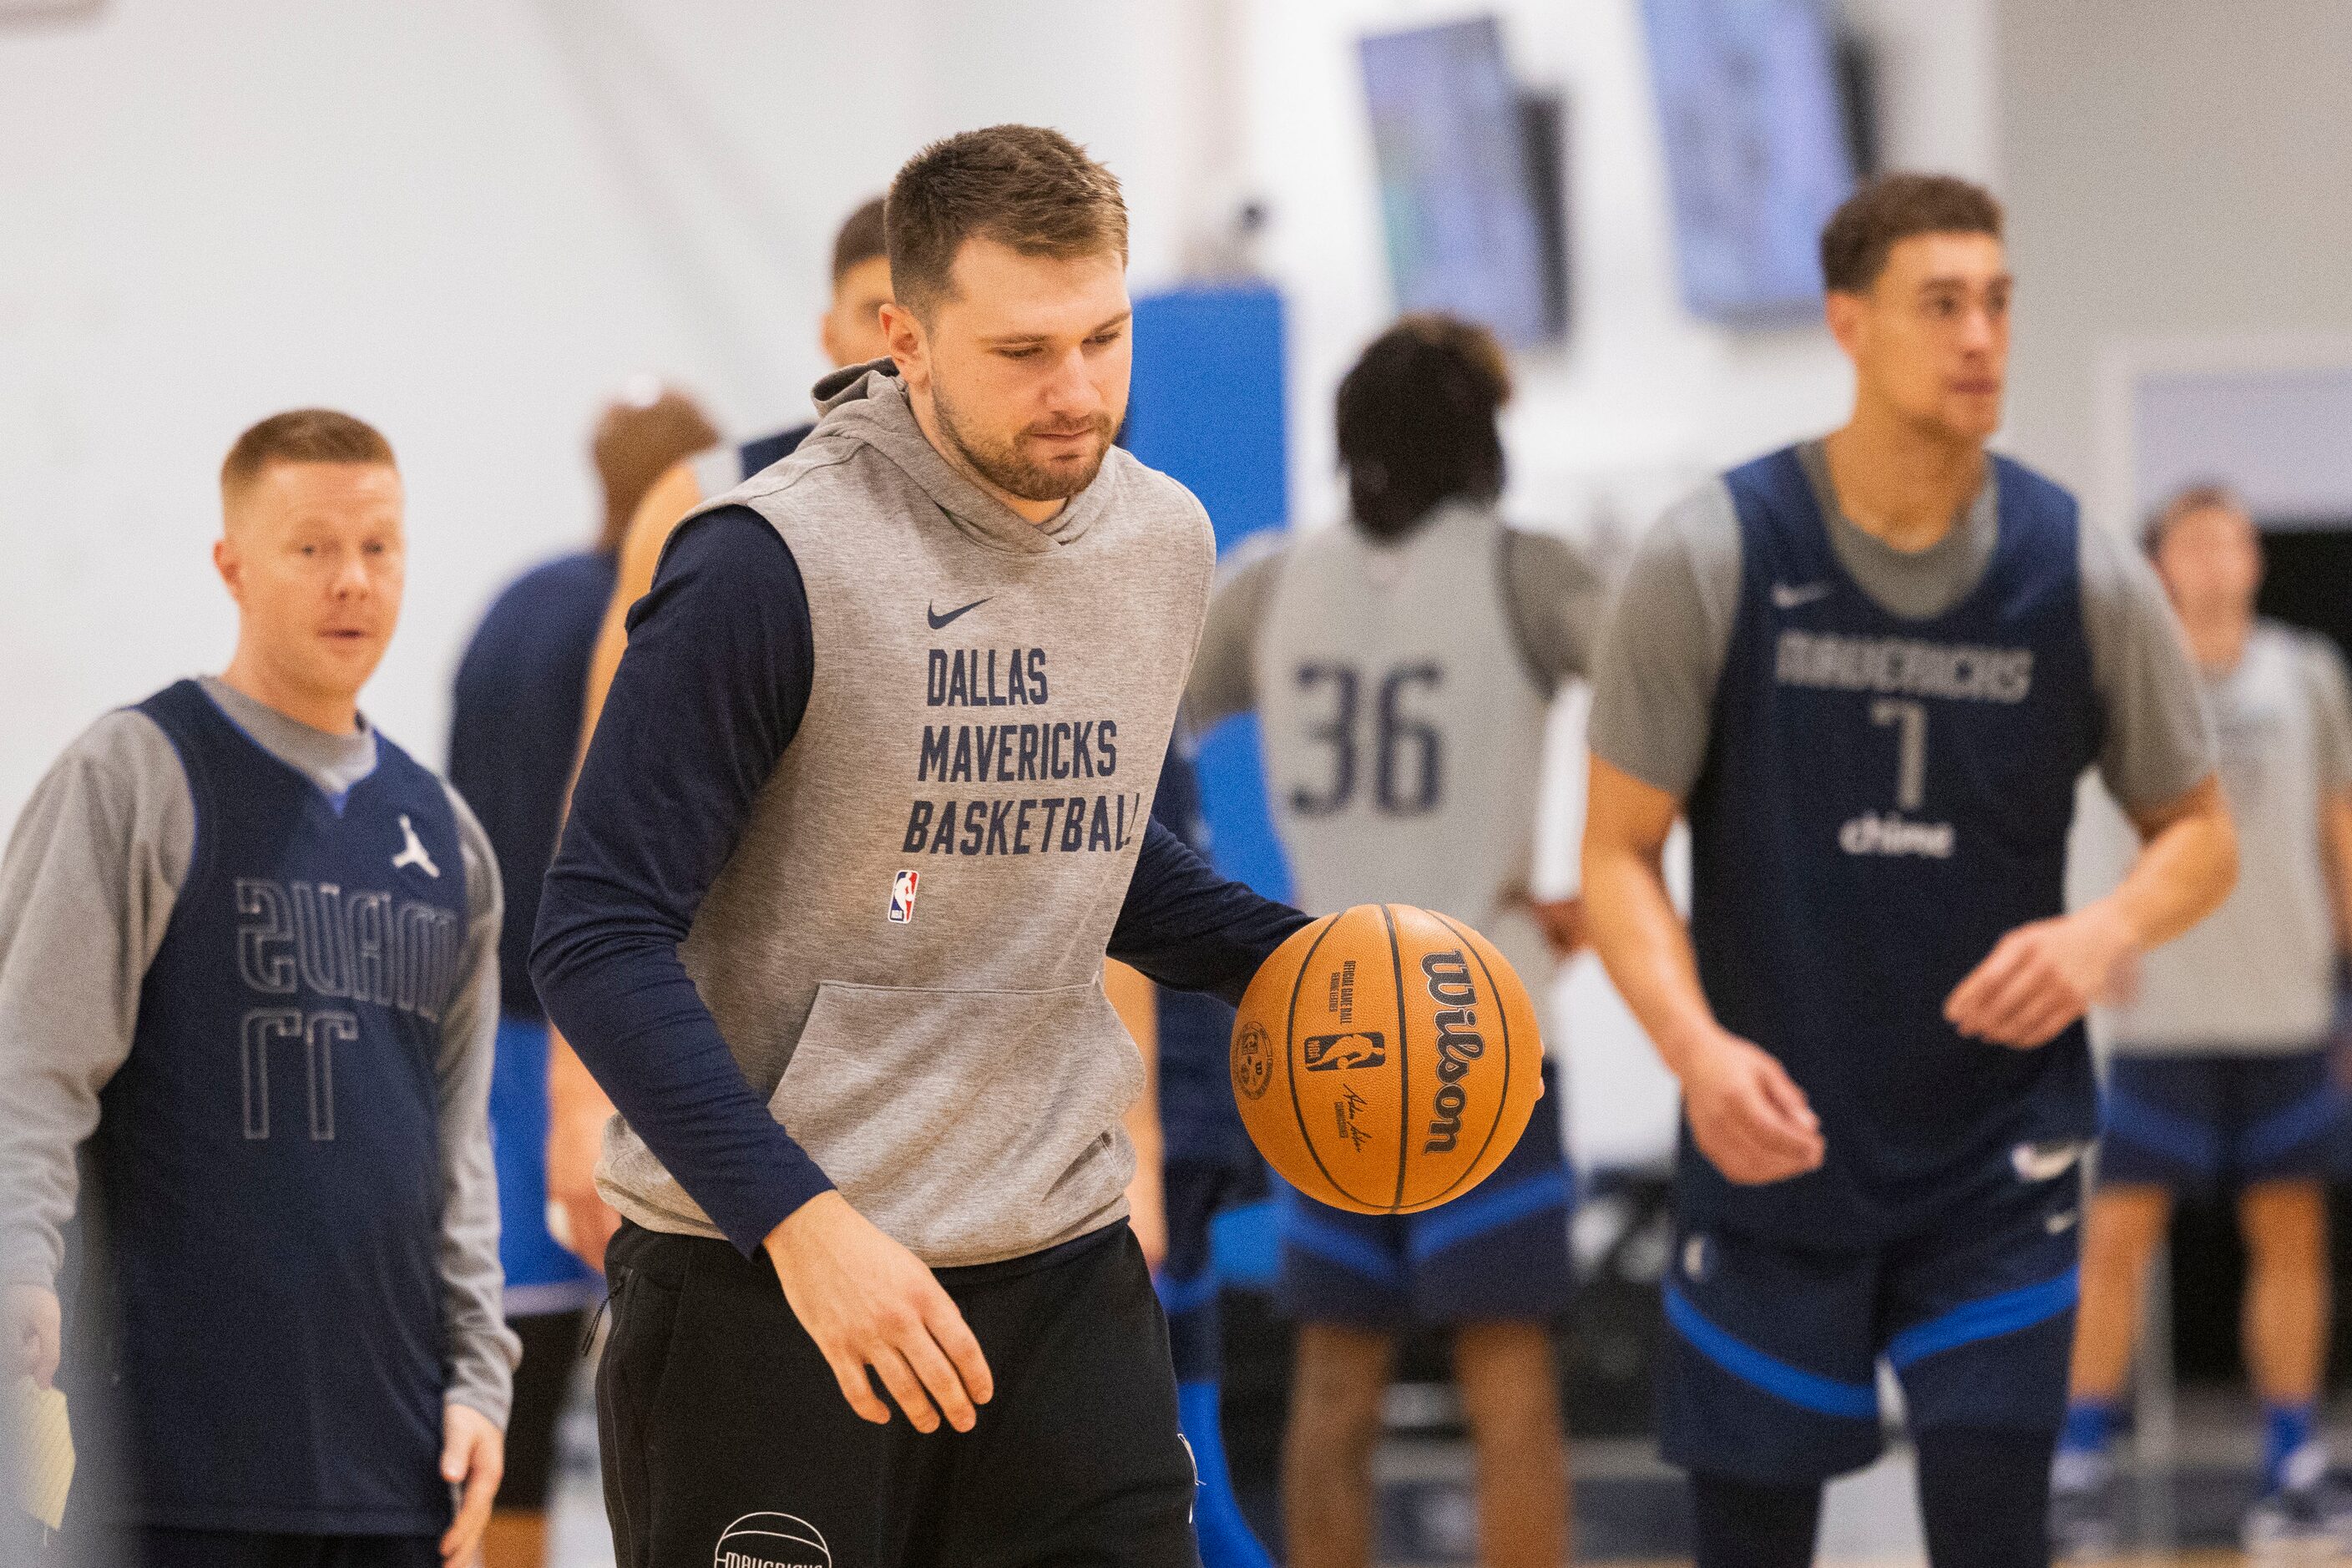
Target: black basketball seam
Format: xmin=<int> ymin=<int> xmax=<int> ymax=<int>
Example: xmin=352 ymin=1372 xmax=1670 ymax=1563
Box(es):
xmin=1381 ymin=903 xmax=1409 ymax=1212
xmin=1419 ymin=912 xmax=1516 ymax=1208
xmin=1282 ymin=914 xmax=1370 ymax=1208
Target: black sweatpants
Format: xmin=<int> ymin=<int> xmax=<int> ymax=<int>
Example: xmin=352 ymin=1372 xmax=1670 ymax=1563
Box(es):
xmin=598 ymin=1220 xmax=1199 ymax=1568
xmin=497 ymin=1308 xmax=589 ymax=1512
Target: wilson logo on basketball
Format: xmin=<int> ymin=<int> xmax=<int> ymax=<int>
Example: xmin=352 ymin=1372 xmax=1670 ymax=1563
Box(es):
xmin=1230 ymin=903 xmax=1541 ymax=1216
xmin=1421 ymin=950 xmax=1485 ymax=1154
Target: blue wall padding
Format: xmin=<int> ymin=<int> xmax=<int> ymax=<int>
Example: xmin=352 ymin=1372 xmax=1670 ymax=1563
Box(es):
xmin=1126 ymin=283 xmax=1296 ymax=903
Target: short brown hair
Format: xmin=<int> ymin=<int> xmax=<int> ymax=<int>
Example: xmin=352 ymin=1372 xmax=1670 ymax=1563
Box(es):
xmin=2142 ymin=481 xmax=2247 ymax=555
xmin=592 ymin=384 xmax=721 ymax=552
xmin=1819 ymin=173 xmax=2004 ymax=295
xmin=1337 ymin=314 xmax=1512 ymax=540
xmin=220 ymin=408 xmax=395 ymax=498
xmin=832 ymin=196 xmax=888 ymax=285
xmin=884 ymin=125 xmax=1126 ymax=316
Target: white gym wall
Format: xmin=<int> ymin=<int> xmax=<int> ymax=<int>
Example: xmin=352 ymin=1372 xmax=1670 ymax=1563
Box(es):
xmin=0 ymin=0 xmax=2006 ymax=1176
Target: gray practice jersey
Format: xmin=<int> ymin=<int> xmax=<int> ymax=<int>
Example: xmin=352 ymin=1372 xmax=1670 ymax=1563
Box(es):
xmin=1589 ymin=441 xmax=2214 ymax=819
xmin=1186 ymin=503 xmax=1605 ymax=986
xmin=2107 ymin=620 xmax=2352 ymax=1054
xmin=0 ymin=677 xmax=518 ymax=1424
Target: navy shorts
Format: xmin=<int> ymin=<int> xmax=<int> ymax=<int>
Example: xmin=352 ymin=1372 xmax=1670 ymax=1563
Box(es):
xmin=2099 ymin=1048 xmax=2346 ymax=1193
xmin=1277 ymin=1065 xmax=1573 ymax=1328
xmin=1659 ymin=1144 xmax=2084 ymax=1485
xmin=1159 ymin=1156 xmax=1265 ymax=1381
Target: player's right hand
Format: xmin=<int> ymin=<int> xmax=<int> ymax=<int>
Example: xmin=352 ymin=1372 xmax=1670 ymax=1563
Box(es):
xmin=547 ymin=1100 xmax=621 ymax=1273
xmin=1678 ymin=1032 xmax=1825 ymax=1186
xmin=4 ymin=1284 xmax=61 ymax=1389
xmin=763 ymin=1192 xmax=994 ymax=1435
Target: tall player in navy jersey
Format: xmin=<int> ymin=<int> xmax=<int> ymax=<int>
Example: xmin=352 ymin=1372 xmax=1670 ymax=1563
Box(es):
xmin=1583 ymin=175 xmax=2237 ymax=1566
xmin=0 ymin=412 xmax=517 ymax=1568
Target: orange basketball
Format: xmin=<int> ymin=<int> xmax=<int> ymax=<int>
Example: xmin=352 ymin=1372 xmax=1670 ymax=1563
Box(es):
xmin=1231 ymin=903 xmax=1545 ymax=1215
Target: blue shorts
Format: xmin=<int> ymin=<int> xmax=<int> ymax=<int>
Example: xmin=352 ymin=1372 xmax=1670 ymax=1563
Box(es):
xmin=2099 ymin=1048 xmax=2346 ymax=1194
xmin=1660 ymin=1145 xmax=2083 ymax=1484
xmin=489 ymin=1015 xmax=598 ymax=1311
xmin=1276 ymin=1065 xmax=1573 ymax=1328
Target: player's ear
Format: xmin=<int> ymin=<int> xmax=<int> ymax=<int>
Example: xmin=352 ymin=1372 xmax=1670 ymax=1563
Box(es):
xmin=212 ymin=533 xmax=245 ymax=606
xmin=1824 ymin=289 xmax=1868 ymax=360
xmin=881 ymin=300 xmax=928 ymax=388
xmin=820 ymin=301 xmax=847 ymax=368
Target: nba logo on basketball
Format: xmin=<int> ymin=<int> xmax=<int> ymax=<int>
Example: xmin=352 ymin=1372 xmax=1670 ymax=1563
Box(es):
xmin=888 ymin=869 xmax=918 ymax=924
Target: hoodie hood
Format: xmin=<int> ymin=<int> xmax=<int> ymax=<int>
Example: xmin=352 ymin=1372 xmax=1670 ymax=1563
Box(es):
xmin=807 ymin=359 xmax=1115 ymax=555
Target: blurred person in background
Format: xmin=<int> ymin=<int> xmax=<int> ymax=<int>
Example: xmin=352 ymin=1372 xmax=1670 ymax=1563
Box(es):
xmin=544 ymin=197 xmax=893 ymax=1275
xmin=446 ymin=383 xmax=717 ymax=1568
xmin=2057 ymin=484 xmax=2352 ymax=1552
xmin=0 ymin=410 xmax=515 ymax=1568
xmin=1186 ymin=313 xmax=1602 ymax=1568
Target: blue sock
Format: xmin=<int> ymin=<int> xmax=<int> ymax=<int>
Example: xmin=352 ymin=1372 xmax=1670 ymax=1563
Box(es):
xmin=2263 ymin=1402 xmax=2319 ymax=1494
xmin=2059 ymin=1399 xmax=2116 ymax=1456
xmin=1176 ymin=1379 xmax=1276 ymax=1568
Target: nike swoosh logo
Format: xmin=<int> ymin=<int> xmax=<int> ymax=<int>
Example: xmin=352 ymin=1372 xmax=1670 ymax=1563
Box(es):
xmin=2011 ymin=1139 xmax=2087 ymax=1184
xmin=927 ymin=597 xmax=990 ymax=630
xmin=1771 ymin=582 xmax=1833 ymax=609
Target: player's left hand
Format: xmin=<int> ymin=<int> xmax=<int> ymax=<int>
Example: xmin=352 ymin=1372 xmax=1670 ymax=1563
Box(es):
xmin=1532 ymin=896 xmax=1589 ymax=959
xmin=439 ymin=1401 xmax=505 ymax=1566
xmin=1945 ymin=906 xmax=2134 ymax=1050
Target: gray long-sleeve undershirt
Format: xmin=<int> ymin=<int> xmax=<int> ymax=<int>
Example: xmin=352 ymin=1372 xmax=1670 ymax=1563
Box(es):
xmin=0 ymin=676 xmax=518 ymax=1426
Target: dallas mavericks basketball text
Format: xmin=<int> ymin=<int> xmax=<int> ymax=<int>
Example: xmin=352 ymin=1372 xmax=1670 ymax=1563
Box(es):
xmin=904 ymin=643 xmax=1149 ymax=857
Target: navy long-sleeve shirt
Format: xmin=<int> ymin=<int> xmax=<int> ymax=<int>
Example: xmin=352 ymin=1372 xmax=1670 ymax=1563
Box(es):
xmin=531 ymin=508 xmax=1306 ymax=1256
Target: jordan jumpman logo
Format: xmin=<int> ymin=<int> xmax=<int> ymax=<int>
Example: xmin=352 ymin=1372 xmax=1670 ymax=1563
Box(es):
xmin=391 ymin=815 xmax=441 ymax=878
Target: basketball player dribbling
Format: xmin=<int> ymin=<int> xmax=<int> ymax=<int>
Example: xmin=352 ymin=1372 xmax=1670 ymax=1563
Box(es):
xmin=531 ymin=127 xmax=1308 ymax=1565
xmin=1581 ymin=174 xmax=2237 ymax=1566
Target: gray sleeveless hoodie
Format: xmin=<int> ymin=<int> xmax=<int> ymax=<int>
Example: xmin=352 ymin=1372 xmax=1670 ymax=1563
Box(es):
xmin=594 ymin=365 xmax=1216 ymax=1267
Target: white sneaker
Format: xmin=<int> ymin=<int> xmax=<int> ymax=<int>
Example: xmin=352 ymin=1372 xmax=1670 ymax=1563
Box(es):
xmin=2051 ymin=1449 xmax=2120 ymax=1560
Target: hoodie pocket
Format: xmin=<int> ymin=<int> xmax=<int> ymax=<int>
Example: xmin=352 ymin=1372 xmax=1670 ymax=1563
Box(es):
xmin=768 ymin=979 xmax=1146 ymax=1265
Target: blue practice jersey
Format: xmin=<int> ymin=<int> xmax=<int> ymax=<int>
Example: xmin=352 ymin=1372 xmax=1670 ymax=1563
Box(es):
xmin=1682 ymin=448 xmax=2103 ymax=1244
xmin=75 ymin=681 xmax=468 ymax=1534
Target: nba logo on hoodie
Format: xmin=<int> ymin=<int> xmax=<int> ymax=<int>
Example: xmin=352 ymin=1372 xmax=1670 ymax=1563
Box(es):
xmin=888 ymin=869 xmax=918 ymax=924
